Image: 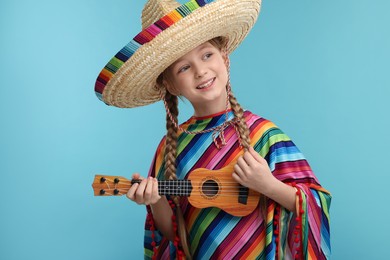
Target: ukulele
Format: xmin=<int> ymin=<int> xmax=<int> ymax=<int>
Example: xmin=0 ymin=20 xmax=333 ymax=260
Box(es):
xmin=92 ymin=164 xmax=261 ymax=217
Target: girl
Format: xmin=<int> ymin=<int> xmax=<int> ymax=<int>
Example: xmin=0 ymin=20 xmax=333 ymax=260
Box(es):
xmin=94 ymin=0 xmax=331 ymax=259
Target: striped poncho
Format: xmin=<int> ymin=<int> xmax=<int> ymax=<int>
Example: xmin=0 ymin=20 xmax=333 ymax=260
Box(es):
xmin=144 ymin=110 xmax=331 ymax=259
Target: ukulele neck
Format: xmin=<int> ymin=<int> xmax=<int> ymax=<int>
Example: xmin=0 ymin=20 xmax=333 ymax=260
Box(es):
xmin=132 ymin=179 xmax=193 ymax=196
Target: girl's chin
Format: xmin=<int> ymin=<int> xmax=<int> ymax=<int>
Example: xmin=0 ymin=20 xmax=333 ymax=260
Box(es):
xmin=191 ymin=95 xmax=227 ymax=112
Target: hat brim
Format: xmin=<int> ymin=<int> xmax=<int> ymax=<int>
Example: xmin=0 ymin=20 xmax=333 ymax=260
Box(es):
xmin=95 ymin=0 xmax=262 ymax=108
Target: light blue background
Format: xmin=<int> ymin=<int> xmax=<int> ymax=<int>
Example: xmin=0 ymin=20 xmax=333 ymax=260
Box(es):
xmin=1 ymin=0 xmax=389 ymax=259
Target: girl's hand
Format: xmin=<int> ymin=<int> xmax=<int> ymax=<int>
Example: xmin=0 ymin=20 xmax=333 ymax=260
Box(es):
xmin=126 ymin=173 xmax=161 ymax=205
xmin=232 ymin=147 xmax=277 ymax=195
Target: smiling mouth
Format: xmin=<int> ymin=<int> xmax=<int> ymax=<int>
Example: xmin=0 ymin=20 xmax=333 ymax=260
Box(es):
xmin=196 ymin=78 xmax=215 ymax=89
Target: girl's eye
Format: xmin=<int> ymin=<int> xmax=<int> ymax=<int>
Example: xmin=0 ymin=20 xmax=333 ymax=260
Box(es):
xmin=178 ymin=65 xmax=190 ymax=73
xmin=203 ymin=53 xmax=213 ymax=60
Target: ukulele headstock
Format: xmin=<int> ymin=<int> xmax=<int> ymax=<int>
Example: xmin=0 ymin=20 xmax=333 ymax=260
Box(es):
xmin=92 ymin=175 xmax=131 ymax=196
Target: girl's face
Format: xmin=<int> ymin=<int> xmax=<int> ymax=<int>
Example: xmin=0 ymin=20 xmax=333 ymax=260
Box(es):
xmin=164 ymin=41 xmax=229 ymax=117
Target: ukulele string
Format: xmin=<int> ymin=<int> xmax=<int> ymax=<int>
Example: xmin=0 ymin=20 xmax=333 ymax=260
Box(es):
xmin=103 ymin=179 xmax=111 ymax=190
xmin=98 ymin=178 xmax=255 ymax=197
xmin=100 ymin=187 xmax=251 ymax=197
xmin=100 ymin=178 xmax=128 ymax=195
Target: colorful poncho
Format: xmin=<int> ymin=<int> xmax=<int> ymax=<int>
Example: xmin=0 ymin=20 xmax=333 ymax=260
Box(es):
xmin=144 ymin=110 xmax=331 ymax=259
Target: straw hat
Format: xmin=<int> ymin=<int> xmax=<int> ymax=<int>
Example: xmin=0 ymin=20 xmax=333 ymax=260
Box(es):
xmin=95 ymin=0 xmax=262 ymax=108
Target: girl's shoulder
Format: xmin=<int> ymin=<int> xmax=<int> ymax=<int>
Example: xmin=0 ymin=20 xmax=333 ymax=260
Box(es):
xmin=243 ymin=110 xmax=279 ymax=131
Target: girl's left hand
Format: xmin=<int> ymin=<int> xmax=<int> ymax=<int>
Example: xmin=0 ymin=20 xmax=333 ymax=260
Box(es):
xmin=232 ymin=146 xmax=277 ymax=195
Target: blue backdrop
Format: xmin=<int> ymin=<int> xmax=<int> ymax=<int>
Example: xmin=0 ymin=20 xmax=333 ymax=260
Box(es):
xmin=1 ymin=0 xmax=389 ymax=259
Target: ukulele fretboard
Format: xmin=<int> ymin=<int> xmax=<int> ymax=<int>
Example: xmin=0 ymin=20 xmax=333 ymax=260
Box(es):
xmin=132 ymin=179 xmax=193 ymax=196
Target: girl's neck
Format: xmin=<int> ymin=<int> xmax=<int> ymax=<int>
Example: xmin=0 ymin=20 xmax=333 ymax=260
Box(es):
xmin=192 ymin=108 xmax=233 ymax=120
xmin=193 ymin=103 xmax=231 ymax=118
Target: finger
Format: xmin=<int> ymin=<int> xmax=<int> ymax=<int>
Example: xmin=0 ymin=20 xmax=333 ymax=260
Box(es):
xmin=237 ymin=156 xmax=250 ymax=171
xmin=127 ymin=173 xmax=144 ymax=201
xmin=232 ymin=171 xmax=243 ymax=185
xmin=126 ymin=182 xmax=139 ymax=201
xmin=151 ymin=178 xmax=161 ymax=204
xmin=144 ymin=177 xmax=154 ymax=204
xmin=248 ymin=147 xmax=266 ymax=164
xmin=243 ymin=150 xmax=258 ymax=167
xmin=131 ymin=173 xmax=144 ymax=180
xmin=135 ymin=178 xmax=148 ymax=204
xmin=233 ymin=163 xmax=245 ymax=177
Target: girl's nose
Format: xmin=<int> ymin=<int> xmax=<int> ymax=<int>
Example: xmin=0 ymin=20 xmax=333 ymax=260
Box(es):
xmin=194 ymin=64 xmax=207 ymax=78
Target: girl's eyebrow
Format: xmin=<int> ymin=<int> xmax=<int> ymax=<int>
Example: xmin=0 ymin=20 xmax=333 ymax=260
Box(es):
xmin=170 ymin=60 xmax=185 ymax=71
xmin=197 ymin=44 xmax=214 ymax=53
xmin=172 ymin=44 xmax=214 ymax=66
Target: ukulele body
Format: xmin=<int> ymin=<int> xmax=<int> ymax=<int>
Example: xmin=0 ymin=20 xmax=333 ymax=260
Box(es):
xmin=187 ymin=164 xmax=261 ymax=217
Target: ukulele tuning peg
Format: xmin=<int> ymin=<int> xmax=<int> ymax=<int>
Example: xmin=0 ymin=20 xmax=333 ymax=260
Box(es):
xmin=114 ymin=178 xmax=120 ymax=184
xmin=114 ymin=189 xmax=120 ymax=195
xmin=100 ymin=177 xmax=106 ymax=183
xmin=100 ymin=189 xmax=106 ymax=195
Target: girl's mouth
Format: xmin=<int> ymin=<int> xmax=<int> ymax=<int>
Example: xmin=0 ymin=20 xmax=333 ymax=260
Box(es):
xmin=196 ymin=78 xmax=215 ymax=90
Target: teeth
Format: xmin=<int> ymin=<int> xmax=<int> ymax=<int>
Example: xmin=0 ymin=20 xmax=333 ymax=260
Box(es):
xmin=197 ymin=78 xmax=214 ymax=89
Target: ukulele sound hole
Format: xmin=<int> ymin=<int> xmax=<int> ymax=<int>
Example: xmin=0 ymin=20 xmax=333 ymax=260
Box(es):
xmin=202 ymin=180 xmax=219 ymax=198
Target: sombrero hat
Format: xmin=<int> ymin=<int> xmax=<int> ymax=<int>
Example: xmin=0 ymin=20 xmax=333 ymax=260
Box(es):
xmin=95 ymin=0 xmax=262 ymax=108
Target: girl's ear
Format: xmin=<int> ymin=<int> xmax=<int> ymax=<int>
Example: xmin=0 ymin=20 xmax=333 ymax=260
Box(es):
xmin=221 ymin=48 xmax=230 ymax=70
xmin=163 ymin=79 xmax=180 ymax=96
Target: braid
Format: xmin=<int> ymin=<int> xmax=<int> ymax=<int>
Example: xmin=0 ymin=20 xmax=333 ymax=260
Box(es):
xmin=163 ymin=91 xmax=179 ymax=181
xmin=162 ymin=88 xmax=192 ymax=259
xmin=229 ymin=91 xmax=268 ymax=217
xmin=224 ymin=52 xmax=270 ymax=217
xmin=228 ymin=92 xmax=251 ymax=150
xmin=221 ymin=44 xmax=250 ymax=150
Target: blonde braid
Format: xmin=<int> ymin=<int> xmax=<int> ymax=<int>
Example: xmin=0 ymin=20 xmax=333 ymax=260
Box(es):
xmin=228 ymin=93 xmax=251 ymax=149
xmin=162 ymin=89 xmax=192 ymax=259
xmin=222 ymin=45 xmax=251 ymax=150
xmin=224 ymin=53 xmax=268 ymax=218
xmin=163 ymin=91 xmax=179 ymax=181
xmin=229 ymin=88 xmax=268 ymax=218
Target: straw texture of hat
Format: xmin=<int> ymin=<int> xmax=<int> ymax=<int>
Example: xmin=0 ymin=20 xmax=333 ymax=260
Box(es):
xmin=95 ymin=0 xmax=262 ymax=108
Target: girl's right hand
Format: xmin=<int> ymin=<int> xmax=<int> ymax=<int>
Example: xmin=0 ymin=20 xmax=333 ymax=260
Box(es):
xmin=126 ymin=173 xmax=161 ymax=205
